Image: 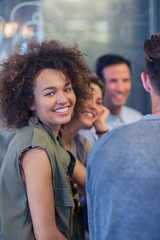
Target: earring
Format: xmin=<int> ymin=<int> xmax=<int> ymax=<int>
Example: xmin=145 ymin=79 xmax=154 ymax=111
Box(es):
xmin=28 ymin=116 xmax=39 ymax=126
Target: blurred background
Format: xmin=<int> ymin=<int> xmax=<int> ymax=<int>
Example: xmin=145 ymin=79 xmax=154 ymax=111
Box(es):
xmin=0 ymin=0 xmax=159 ymax=114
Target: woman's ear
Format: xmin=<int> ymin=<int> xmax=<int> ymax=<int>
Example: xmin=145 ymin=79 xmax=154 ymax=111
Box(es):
xmin=141 ymin=72 xmax=152 ymax=93
xmin=28 ymin=104 xmax=35 ymax=111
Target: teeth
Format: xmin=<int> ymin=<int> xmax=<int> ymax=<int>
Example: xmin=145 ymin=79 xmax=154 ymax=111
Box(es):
xmin=115 ymin=94 xmax=123 ymax=98
xmin=87 ymin=113 xmax=94 ymax=117
xmin=54 ymin=107 xmax=69 ymax=113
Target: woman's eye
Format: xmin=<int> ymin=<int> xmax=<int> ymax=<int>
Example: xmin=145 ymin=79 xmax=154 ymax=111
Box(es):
xmin=64 ymin=87 xmax=71 ymax=92
xmin=45 ymin=92 xmax=55 ymax=96
xmin=96 ymin=102 xmax=102 ymax=105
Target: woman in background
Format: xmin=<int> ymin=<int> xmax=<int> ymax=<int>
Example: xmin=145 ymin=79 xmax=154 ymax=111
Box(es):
xmin=61 ymin=73 xmax=109 ymax=166
xmin=61 ymin=73 xmax=109 ymax=238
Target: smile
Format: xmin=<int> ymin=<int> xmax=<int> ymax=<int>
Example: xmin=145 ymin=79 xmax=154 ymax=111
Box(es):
xmin=86 ymin=112 xmax=94 ymax=117
xmin=113 ymin=93 xmax=126 ymax=101
xmin=83 ymin=111 xmax=95 ymax=118
xmin=54 ymin=106 xmax=70 ymax=114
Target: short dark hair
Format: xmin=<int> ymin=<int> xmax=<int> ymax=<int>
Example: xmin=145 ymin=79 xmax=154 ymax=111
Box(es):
xmin=95 ymin=54 xmax=131 ymax=83
xmin=144 ymin=33 xmax=160 ymax=95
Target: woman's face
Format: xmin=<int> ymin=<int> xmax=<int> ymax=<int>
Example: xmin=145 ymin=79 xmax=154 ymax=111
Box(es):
xmin=30 ymin=69 xmax=76 ymax=134
xmin=79 ymin=83 xmax=103 ymax=128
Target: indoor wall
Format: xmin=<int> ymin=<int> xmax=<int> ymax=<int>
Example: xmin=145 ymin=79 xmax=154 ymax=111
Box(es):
xmin=0 ymin=0 xmax=159 ymax=114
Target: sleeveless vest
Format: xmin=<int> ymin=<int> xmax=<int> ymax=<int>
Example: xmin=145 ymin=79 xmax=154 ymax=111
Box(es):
xmin=0 ymin=121 xmax=76 ymax=240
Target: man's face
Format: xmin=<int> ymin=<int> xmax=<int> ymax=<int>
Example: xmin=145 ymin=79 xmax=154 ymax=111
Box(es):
xmin=102 ymin=63 xmax=131 ymax=112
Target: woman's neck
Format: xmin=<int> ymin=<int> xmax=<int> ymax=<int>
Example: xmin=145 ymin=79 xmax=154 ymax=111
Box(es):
xmin=61 ymin=121 xmax=82 ymax=151
xmin=48 ymin=123 xmax=60 ymax=137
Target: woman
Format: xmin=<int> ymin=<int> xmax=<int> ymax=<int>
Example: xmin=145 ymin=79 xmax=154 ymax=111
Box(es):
xmin=61 ymin=73 xmax=110 ymax=166
xmin=61 ymin=73 xmax=109 ymax=237
xmin=0 ymin=40 xmax=91 ymax=240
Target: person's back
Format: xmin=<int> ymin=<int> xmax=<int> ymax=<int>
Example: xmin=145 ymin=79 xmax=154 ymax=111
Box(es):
xmin=87 ymin=33 xmax=160 ymax=240
xmin=87 ymin=115 xmax=160 ymax=240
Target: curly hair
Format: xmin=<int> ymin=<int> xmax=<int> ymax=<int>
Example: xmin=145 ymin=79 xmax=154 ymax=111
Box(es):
xmin=0 ymin=40 xmax=92 ymax=129
xmin=88 ymin=72 xmax=105 ymax=100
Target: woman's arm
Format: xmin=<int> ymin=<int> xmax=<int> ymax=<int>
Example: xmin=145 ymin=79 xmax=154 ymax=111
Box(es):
xmin=72 ymin=158 xmax=86 ymax=189
xmin=21 ymin=147 xmax=67 ymax=240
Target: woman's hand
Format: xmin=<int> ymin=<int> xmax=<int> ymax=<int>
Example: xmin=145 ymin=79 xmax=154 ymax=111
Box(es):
xmin=93 ymin=106 xmax=110 ymax=138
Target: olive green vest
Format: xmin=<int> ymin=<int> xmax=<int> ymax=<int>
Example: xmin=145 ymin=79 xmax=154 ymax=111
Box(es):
xmin=0 ymin=121 xmax=76 ymax=240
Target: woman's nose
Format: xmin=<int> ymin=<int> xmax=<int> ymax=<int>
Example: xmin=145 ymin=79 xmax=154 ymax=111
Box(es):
xmin=56 ymin=92 xmax=67 ymax=104
xmin=87 ymin=99 xmax=96 ymax=109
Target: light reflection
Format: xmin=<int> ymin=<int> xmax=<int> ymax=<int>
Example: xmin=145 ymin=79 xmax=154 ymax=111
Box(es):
xmin=0 ymin=21 xmax=34 ymax=40
xmin=0 ymin=22 xmax=19 ymax=38
xmin=21 ymin=25 xmax=34 ymax=39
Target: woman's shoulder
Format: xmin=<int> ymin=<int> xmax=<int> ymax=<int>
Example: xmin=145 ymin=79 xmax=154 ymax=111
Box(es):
xmin=11 ymin=123 xmax=48 ymax=150
xmin=74 ymin=133 xmax=89 ymax=146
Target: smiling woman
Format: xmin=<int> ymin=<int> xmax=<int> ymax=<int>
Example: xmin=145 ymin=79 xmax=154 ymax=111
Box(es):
xmin=61 ymin=72 xmax=109 ymax=166
xmin=30 ymin=68 xmax=76 ymax=136
xmin=0 ymin=40 xmax=91 ymax=240
xmin=61 ymin=72 xmax=109 ymax=236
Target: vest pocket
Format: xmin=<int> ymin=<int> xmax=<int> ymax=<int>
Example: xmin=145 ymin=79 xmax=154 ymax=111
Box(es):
xmin=54 ymin=185 xmax=74 ymax=239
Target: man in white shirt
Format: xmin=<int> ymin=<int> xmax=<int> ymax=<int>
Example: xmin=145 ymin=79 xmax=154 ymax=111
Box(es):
xmin=79 ymin=54 xmax=142 ymax=145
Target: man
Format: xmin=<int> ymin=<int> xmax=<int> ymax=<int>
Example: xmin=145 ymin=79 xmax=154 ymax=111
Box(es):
xmin=79 ymin=54 xmax=142 ymax=145
xmin=86 ymin=33 xmax=160 ymax=240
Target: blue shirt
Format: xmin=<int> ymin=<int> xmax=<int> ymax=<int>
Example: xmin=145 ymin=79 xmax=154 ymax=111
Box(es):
xmin=87 ymin=114 xmax=160 ymax=240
